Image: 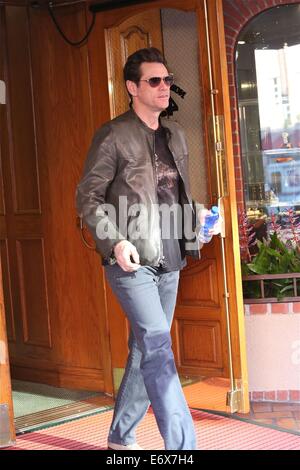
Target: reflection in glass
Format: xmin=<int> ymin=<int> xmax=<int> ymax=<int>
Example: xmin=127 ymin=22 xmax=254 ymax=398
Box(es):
xmin=236 ymin=4 xmax=300 ymax=242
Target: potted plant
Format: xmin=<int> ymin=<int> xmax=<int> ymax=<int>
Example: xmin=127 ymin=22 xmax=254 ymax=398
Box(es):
xmin=239 ymin=209 xmax=300 ymax=301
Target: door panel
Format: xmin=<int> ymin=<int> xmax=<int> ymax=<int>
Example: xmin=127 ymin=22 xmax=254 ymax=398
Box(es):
xmin=174 ymin=251 xmax=229 ymax=377
xmin=102 ymin=0 xmax=248 ymax=413
xmin=0 ymin=5 xmax=113 ymax=393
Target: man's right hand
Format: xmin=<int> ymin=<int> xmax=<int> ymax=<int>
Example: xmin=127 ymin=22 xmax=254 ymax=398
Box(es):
xmin=113 ymin=240 xmax=141 ymax=272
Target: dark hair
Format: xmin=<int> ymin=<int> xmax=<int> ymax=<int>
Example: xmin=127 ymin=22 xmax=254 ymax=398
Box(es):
xmin=123 ymin=47 xmax=168 ymax=106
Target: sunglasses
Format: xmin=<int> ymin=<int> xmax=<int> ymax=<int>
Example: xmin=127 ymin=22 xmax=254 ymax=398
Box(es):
xmin=139 ymin=74 xmax=174 ymax=88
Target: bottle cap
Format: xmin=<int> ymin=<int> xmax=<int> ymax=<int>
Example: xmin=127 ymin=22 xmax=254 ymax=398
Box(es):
xmin=211 ymin=206 xmax=219 ymax=214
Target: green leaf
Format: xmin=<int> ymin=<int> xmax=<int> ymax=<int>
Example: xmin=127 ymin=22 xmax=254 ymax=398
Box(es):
xmin=265 ymin=247 xmax=282 ymax=259
xmin=247 ymin=262 xmax=269 ymax=274
xmin=279 ymin=284 xmax=294 ymax=295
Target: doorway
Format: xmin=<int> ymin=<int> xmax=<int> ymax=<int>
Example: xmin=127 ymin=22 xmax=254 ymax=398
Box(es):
xmin=0 ymin=0 xmax=249 ymax=441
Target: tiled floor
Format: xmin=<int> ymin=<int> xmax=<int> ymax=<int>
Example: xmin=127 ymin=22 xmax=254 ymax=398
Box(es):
xmin=181 ymin=378 xmax=300 ymax=434
xmin=237 ymin=402 xmax=300 ymax=433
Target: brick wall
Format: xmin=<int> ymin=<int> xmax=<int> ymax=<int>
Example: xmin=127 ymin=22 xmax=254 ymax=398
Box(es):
xmin=244 ymin=303 xmax=300 ymax=315
xmin=250 ymin=390 xmax=300 ymax=402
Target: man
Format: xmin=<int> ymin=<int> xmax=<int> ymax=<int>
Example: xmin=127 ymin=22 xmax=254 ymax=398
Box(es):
xmin=76 ymin=48 xmax=218 ymax=450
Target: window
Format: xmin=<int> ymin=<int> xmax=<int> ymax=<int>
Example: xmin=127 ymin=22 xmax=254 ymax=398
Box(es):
xmin=236 ymin=4 xmax=300 ymax=243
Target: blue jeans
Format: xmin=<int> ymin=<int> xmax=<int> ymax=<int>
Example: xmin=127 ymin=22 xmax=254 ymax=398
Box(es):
xmin=104 ymin=264 xmax=197 ymax=450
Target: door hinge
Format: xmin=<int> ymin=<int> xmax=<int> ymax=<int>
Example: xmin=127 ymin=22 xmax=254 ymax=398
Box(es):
xmin=226 ymin=389 xmax=242 ymax=413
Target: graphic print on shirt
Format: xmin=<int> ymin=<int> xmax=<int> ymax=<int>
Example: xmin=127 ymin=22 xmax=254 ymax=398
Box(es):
xmin=155 ymin=156 xmax=179 ymax=191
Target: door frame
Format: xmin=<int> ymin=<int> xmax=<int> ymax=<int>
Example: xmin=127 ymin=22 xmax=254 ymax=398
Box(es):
xmin=205 ymin=0 xmax=249 ymax=412
xmin=0 ymin=258 xmax=15 ymax=446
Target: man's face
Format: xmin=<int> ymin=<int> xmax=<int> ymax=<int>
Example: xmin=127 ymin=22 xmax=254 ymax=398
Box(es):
xmin=127 ymin=62 xmax=171 ymax=112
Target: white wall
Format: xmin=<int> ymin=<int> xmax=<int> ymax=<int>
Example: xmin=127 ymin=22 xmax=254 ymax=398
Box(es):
xmin=246 ymin=314 xmax=300 ymax=391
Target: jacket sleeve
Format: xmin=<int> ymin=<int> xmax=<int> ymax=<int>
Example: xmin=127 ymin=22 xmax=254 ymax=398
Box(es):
xmin=75 ymin=124 xmax=126 ymax=260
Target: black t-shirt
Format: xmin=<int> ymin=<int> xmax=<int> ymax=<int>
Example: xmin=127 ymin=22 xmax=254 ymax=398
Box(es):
xmin=154 ymin=126 xmax=186 ymax=272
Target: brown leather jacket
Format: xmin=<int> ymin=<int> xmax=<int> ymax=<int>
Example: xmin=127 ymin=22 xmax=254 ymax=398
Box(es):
xmin=76 ymin=109 xmax=201 ymax=266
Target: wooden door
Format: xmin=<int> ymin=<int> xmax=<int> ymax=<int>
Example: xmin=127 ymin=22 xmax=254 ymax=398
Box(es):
xmin=0 ymin=4 xmax=113 ymax=393
xmin=0 ymin=17 xmax=14 ymax=444
xmin=100 ymin=0 xmax=249 ymax=413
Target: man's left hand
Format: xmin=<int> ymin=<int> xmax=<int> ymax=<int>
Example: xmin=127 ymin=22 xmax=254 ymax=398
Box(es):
xmin=199 ymin=208 xmax=222 ymax=236
xmin=211 ymin=217 xmax=222 ymax=235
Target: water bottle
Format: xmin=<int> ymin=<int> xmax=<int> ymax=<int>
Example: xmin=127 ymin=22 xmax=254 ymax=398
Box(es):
xmin=198 ymin=206 xmax=219 ymax=243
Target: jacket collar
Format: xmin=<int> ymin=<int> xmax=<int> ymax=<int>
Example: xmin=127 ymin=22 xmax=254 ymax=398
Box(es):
xmin=128 ymin=108 xmax=171 ymax=138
